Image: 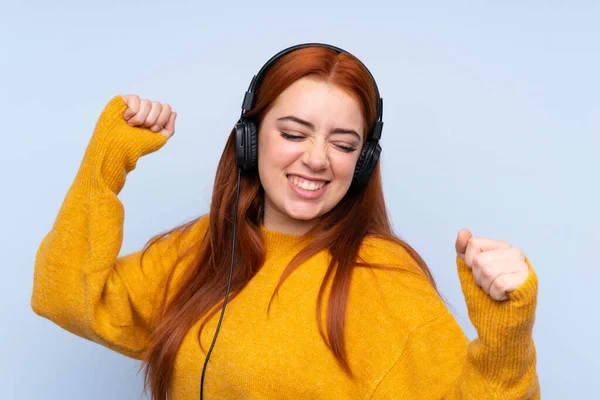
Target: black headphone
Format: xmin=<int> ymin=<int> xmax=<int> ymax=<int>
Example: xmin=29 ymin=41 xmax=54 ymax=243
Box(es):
xmin=234 ymin=42 xmax=384 ymax=190
xmin=200 ymin=43 xmax=384 ymax=399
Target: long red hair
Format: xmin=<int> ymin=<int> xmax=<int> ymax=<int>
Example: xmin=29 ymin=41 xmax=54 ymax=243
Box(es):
xmin=138 ymin=46 xmax=438 ymax=399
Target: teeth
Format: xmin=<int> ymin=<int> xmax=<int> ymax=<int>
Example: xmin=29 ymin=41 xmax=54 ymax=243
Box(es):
xmin=288 ymin=176 xmax=327 ymax=191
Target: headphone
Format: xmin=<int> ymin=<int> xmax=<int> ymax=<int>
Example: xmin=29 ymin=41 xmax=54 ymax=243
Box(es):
xmin=234 ymin=42 xmax=384 ymax=190
xmin=200 ymin=43 xmax=384 ymax=399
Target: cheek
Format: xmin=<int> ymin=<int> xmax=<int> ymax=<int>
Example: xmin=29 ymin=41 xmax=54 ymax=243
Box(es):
xmin=258 ymin=137 xmax=303 ymax=190
xmin=260 ymin=138 xmax=302 ymax=167
xmin=330 ymin=152 xmax=360 ymax=181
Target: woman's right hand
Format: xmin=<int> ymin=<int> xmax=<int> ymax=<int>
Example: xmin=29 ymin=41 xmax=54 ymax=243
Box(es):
xmin=121 ymin=95 xmax=177 ymax=139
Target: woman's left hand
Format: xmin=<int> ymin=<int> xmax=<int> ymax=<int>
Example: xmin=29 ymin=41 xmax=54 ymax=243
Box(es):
xmin=455 ymin=229 xmax=529 ymax=301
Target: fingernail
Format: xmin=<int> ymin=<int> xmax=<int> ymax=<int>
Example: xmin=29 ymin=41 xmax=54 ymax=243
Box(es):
xmin=151 ymin=125 xmax=160 ymax=132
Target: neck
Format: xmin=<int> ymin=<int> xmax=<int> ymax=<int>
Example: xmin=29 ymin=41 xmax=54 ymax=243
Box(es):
xmin=262 ymin=210 xmax=318 ymax=236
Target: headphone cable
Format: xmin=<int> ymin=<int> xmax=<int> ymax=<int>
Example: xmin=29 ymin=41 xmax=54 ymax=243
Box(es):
xmin=199 ymin=168 xmax=242 ymax=399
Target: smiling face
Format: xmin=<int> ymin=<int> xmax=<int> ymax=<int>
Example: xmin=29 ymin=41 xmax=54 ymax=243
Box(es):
xmin=257 ymin=76 xmax=366 ymax=235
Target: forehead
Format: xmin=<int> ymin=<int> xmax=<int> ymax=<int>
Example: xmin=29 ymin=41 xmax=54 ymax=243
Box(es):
xmin=268 ymin=77 xmax=365 ymax=136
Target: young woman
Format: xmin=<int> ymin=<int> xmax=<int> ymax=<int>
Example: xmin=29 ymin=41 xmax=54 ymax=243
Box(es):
xmin=31 ymin=44 xmax=539 ymax=399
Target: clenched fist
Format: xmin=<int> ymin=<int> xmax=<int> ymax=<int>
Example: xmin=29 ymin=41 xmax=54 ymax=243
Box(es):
xmin=121 ymin=95 xmax=177 ymax=139
xmin=455 ymin=229 xmax=529 ymax=301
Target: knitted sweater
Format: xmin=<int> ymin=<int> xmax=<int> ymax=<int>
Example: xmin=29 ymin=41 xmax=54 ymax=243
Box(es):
xmin=31 ymin=96 xmax=540 ymax=399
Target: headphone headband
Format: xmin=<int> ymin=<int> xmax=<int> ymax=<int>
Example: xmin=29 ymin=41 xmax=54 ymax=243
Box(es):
xmin=240 ymin=42 xmax=383 ymax=140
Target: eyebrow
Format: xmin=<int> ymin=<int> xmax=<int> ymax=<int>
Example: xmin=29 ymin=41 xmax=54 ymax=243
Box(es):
xmin=276 ymin=115 xmax=362 ymax=141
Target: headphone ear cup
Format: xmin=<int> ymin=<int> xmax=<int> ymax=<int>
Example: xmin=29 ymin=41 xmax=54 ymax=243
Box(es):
xmin=234 ymin=119 xmax=259 ymax=170
xmin=234 ymin=121 xmax=246 ymax=169
xmin=351 ymin=141 xmax=381 ymax=189
xmin=352 ymin=144 xmax=368 ymax=184
xmin=246 ymin=120 xmax=258 ymax=170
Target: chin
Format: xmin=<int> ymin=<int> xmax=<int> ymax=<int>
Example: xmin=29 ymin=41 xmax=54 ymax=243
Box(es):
xmin=285 ymin=208 xmax=321 ymax=221
xmin=283 ymin=202 xmax=326 ymax=221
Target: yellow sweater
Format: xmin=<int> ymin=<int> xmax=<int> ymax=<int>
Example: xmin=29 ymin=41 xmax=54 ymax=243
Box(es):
xmin=31 ymin=96 xmax=540 ymax=399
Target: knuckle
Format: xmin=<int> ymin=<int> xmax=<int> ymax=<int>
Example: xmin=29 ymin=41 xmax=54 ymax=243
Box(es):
xmin=468 ymin=236 xmax=481 ymax=249
xmin=473 ymin=252 xmax=485 ymax=267
xmin=491 ymin=275 xmax=506 ymax=292
xmin=481 ymin=264 xmax=493 ymax=279
xmin=513 ymin=247 xmax=524 ymax=258
xmin=129 ymin=95 xmax=140 ymax=108
xmin=124 ymin=96 xmax=137 ymax=109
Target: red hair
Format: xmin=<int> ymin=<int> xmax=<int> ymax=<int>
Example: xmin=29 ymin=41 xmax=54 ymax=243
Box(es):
xmin=138 ymin=46 xmax=438 ymax=399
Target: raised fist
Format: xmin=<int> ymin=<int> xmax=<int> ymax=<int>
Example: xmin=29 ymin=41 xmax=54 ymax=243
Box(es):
xmin=121 ymin=95 xmax=177 ymax=139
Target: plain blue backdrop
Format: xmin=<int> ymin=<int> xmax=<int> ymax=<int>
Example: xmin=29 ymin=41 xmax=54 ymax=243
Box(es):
xmin=2 ymin=1 xmax=598 ymax=399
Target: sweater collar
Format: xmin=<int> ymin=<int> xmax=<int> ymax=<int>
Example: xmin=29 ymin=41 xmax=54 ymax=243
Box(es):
xmin=259 ymin=225 xmax=314 ymax=254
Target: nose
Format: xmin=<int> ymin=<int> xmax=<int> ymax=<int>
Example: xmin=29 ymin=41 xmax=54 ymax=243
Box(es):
xmin=302 ymin=140 xmax=330 ymax=171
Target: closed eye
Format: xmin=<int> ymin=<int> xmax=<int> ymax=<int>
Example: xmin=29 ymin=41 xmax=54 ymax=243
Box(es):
xmin=280 ymin=131 xmax=304 ymax=140
xmin=334 ymin=143 xmax=357 ymax=153
xmin=280 ymin=131 xmax=357 ymax=153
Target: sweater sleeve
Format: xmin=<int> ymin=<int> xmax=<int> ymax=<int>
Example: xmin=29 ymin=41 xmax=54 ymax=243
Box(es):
xmin=370 ymin=257 xmax=540 ymax=399
xmin=30 ymin=95 xmax=200 ymax=359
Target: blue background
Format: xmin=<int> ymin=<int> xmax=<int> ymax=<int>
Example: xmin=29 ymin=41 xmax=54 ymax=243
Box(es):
xmin=1 ymin=1 xmax=598 ymax=398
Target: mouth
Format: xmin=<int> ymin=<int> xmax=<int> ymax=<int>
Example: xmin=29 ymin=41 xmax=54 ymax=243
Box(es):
xmin=286 ymin=174 xmax=330 ymax=192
